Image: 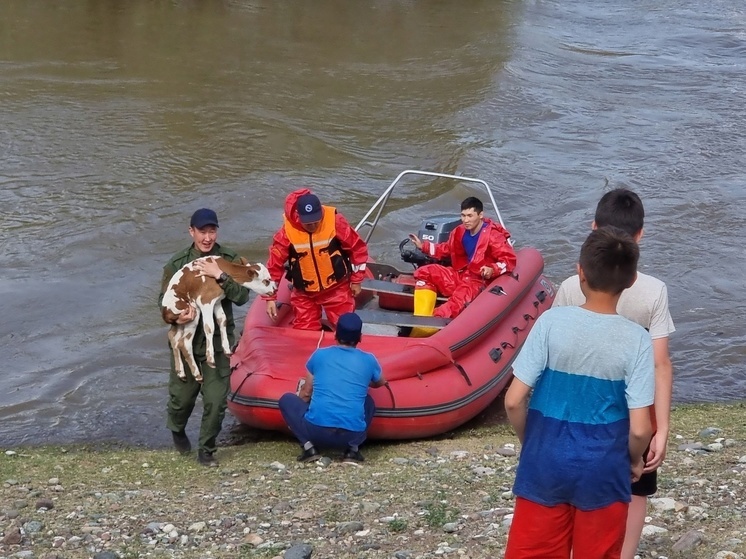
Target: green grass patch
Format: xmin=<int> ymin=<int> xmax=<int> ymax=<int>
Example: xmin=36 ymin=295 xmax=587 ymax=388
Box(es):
xmin=423 ymin=492 xmax=460 ymax=528
xmin=387 ymin=518 xmax=408 ymax=533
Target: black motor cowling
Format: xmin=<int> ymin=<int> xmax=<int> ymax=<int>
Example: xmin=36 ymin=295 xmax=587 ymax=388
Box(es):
xmin=400 ymin=215 xmax=460 ymax=268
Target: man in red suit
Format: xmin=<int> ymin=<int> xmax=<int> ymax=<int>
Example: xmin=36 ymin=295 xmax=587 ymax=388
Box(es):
xmin=265 ymin=189 xmax=369 ymax=331
xmin=409 ymin=196 xmax=516 ymax=324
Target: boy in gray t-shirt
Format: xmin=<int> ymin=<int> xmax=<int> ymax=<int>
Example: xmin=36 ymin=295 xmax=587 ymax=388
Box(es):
xmin=553 ymin=189 xmax=674 ymax=559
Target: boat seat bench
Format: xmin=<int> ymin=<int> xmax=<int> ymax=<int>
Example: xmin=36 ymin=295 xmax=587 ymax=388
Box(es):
xmin=360 ymin=279 xmax=448 ymax=302
xmin=355 ymin=308 xmax=450 ymax=330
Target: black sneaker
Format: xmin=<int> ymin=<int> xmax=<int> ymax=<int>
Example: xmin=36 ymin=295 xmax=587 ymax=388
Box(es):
xmin=297 ymin=446 xmax=320 ymax=463
xmin=342 ymin=448 xmax=365 ymax=464
xmin=197 ymin=450 xmax=219 ymax=468
xmin=172 ymin=430 xmax=191 ymax=455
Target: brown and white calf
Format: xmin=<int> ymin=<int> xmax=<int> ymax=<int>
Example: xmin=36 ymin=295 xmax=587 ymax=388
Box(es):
xmin=161 ymin=256 xmax=276 ymax=382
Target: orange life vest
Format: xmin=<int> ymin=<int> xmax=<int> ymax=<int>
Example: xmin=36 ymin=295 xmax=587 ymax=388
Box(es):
xmin=284 ymin=206 xmax=352 ymax=292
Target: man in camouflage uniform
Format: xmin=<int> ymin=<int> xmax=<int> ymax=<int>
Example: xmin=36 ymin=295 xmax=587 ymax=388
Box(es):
xmin=158 ymin=208 xmax=249 ymax=467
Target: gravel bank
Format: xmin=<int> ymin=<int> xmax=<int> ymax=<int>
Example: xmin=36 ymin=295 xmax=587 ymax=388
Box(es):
xmin=2 ymin=403 xmax=745 ymax=559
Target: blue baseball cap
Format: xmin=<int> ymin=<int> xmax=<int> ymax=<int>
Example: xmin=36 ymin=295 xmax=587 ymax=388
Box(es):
xmin=297 ymin=194 xmax=323 ymax=224
xmin=190 ymin=208 xmax=219 ymax=229
xmin=336 ymin=312 xmax=363 ymax=344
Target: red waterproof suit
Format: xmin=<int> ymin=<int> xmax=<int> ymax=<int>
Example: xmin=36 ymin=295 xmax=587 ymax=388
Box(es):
xmin=266 ymin=189 xmax=369 ymax=330
xmin=414 ymin=219 xmax=516 ymax=319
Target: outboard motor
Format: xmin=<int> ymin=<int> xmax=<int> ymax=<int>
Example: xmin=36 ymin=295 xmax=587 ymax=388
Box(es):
xmin=400 ymin=214 xmax=461 ymax=268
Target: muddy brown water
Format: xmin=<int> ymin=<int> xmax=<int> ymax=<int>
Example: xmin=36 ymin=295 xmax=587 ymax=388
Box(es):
xmin=1 ymin=0 xmax=744 ymax=447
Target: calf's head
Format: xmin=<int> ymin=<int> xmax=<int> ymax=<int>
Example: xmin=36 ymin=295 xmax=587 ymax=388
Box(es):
xmin=234 ymin=261 xmax=276 ymax=296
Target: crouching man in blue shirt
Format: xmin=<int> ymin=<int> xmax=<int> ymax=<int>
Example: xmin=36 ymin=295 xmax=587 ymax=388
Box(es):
xmin=279 ymin=312 xmax=387 ymax=464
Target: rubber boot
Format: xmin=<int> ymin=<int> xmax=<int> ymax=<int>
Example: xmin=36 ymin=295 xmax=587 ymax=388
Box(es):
xmin=410 ymin=288 xmax=438 ymax=337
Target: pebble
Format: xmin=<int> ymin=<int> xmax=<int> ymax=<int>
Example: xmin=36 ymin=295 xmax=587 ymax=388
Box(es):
xmin=494 ymin=447 xmax=517 ymax=457
xmin=699 ymin=427 xmax=722 ymax=437
xmin=35 ymin=498 xmax=54 ymax=510
xmin=1 ymin=527 xmax=22 ymax=545
xmin=244 ymin=533 xmax=264 ymax=546
xmin=23 ymin=520 xmax=44 ymax=534
xmin=678 ymin=441 xmax=706 ymax=451
xmin=272 ymin=501 xmax=292 ymax=512
xmin=284 ymin=543 xmax=313 ymax=559
xmin=336 ymin=521 xmax=364 ymax=534
xmin=642 ymin=525 xmax=669 ymax=536
xmin=672 ymin=529 xmax=705 ymax=552
xmin=649 ymin=497 xmax=677 ymax=512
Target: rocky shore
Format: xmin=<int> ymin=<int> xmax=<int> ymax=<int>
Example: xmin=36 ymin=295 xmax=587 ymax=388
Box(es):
xmin=2 ymin=402 xmax=745 ymax=559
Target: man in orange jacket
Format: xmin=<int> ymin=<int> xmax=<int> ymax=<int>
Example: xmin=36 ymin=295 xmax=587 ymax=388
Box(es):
xmin=409 ymin=196 xmax=516 ymax=322
xmin=265 ymin=189 xmax=369 ymax=330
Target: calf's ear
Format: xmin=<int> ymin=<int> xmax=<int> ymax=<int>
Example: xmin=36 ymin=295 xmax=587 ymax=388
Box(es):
xmin=239 ymin=256 xmax=248 ymax=265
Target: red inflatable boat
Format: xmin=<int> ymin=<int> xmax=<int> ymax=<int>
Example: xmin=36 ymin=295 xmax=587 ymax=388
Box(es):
xmin=228 ymin=171 xmax=555 ymax=440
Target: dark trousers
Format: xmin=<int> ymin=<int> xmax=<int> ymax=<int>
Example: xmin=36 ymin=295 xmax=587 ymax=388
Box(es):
xmin=278 ymin=393 xmax=375 ymax=451
xmin=166 ymin=351 xmax=230 ymax=454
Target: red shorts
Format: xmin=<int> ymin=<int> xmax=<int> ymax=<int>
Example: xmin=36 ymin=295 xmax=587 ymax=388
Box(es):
xmin=505 ymin=497 xmax=628 ymax=559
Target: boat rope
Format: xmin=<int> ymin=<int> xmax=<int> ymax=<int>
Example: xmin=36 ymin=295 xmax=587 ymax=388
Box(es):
xmin=382 ymin=381 xmax=396 ymax=409
xmin=406 ymin=341 xmax=470 ymax=385
xmin=229 ymin=371 xmax=254 ymax=403
xmin=406 ymin=341 xmax=454 ymax=363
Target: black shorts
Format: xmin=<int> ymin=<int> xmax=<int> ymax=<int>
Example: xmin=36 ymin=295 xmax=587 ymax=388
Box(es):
xmin=631 ymin=446 xmax=657 ymax=496
xmin=631 ymin=470 xmax=657 ymax=496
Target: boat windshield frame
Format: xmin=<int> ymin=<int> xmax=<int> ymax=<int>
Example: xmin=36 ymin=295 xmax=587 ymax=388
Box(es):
xmin=355 ymin=170 xmax=511 ymax=245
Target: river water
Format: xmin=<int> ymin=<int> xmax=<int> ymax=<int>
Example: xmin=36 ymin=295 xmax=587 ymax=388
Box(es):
xmin=1 ymin=0 xmax=744 ymax=448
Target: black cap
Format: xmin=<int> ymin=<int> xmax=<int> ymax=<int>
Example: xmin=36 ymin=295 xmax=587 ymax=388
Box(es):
xmin=190 ymin=208 xmax=219 ymax=229
xmin=296 ymin=194 xmax=323 ymax=224
xmin=336 ymin=312 xmax=363 ymax=344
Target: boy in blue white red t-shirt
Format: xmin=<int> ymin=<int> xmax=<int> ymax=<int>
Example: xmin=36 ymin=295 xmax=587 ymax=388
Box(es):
xmin=504 ymin=227 xmax=655 ymax=559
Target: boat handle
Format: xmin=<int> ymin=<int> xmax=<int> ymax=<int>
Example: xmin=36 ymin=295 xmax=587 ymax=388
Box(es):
xmin=489 ymin=348 xmax=503 ymax=363
xmin=454 ymin=362 xmax=473 ymax=386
